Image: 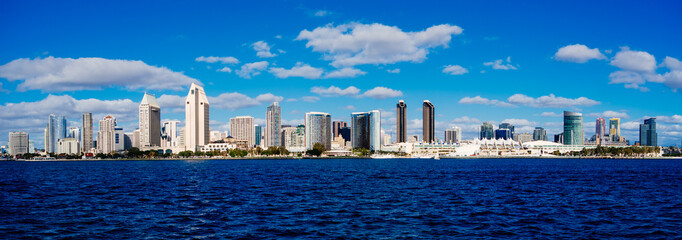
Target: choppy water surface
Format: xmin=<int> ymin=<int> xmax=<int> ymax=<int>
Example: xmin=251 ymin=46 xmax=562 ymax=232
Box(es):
xmin=1 ymin=158 xmax=681 ymax=239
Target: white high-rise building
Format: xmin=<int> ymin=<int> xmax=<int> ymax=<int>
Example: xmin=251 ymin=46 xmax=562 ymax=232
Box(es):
xmin=161 ymin=121 xmax=180 ymax=147
xmin=282 ymin=125 xmax=305 ymax=148
xmin=58 ymin=138 xmax=80 ymax=155
xmin=97 ymin=115 xmax=117 ymax=153
xmin=265 ymin=102 xmax=281 ymax=147
xmin=210 ymin=131 xmax=223 ymax=142
xmin=82 ymin=113 xmax=94 ymax=152
xmin=305 ymin=112 xmax=331 ymax=150
xmin=230 ymin=116 xmax=255 ymax=147
xmin=445 ymin=127 xmax=461 ymax=143
xmin=139 ymin=93 xmax=161 ymax=147
xmin=185 ymin=83 xmax=210 ymax=151
xmin=8 ymin=132 xmax=29 ymax=156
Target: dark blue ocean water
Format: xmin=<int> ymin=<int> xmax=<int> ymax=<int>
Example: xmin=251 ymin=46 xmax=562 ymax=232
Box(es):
xmin=1 ymin=158 xmax=681 ymax=239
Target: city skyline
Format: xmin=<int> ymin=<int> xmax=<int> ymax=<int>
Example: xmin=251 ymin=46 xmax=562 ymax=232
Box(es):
xmin=1 ymin=1 xmax=681 ymax=147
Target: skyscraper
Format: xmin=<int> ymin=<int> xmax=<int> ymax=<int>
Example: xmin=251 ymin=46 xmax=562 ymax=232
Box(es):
xmin=185 ymin=83 xmax=210 ymax=151
xmin=596 ymin=118 xmax=606 ymax=142
xmin=254 ymin=125 xmax=262 ymax=146
xmin=230 ymin=116 xmax=255 ymax=147
xmin=422 ymin=100 xmax=435 ymax=143
xmin=68 ymin=127 xmax=81 ymax=145
xmin=82 ymin=113 xmax=93 ymax=152
xmin=332 ymin=121 xmax=348 ymax=139
xmin=498 ymin=123 xmax=514 ymax=139
xmin=139 ymin=93 xmax=161 ymax=147
xmin=265 ymin=102 xmax=281 ymax=147
xmin=564 ymin=111 xmax=583 ymax=145
xmin=444 ymin=127 xmax=461 ymax=143
xmin=639 ymin=118 xmax=657 ymax=147
xmin=350 ymin=110 xmax=381 ymax=151
xmin=282 ymin=125 xmax=305 ymax=148
xmin=161 ymin=121 xmax=180 ymax=147
xmin=480 ymin=122 xmax=494 ymax=140
xmin=533 ymin=127 xmax=547 ymax=141
xmin=97 ymin=115 xmax=117 ymax=153
xmin=396 ymin=100 xmax=407 ymax=143
xmin=46 ymin=114 xmax=67 ymax=153
xmin=305 ymin=112 xmax=331 ymax=150
xmin=8 ymin=132 xmax=29 ymax=156
xmin=609 ymin=118 xmax=621 ymax=142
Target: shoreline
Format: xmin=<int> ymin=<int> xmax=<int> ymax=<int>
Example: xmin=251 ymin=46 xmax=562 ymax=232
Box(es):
xmin=3 ymin=156 xmax=681 ymax=161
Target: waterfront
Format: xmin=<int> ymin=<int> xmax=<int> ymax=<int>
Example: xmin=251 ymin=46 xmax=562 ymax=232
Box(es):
xmin=1 ymin=158 xmax=681 ymax=238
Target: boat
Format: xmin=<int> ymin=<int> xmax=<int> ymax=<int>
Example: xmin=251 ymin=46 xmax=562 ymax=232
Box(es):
xmin=434 ymin=153 xmax=440 ymax=160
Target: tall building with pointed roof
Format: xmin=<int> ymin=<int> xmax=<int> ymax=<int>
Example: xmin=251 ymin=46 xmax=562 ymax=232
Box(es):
xmin=139 ymin=93 xmax=161 ymax=147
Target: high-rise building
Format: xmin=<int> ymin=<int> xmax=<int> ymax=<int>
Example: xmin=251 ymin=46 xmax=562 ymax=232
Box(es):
xmin=185 ymin=83 xmax=210 ymax=151
xmin=161 ymin=121 xmax=180 ymax=147
xmin=115 ymin=127 xmax=125 ymax=151
xmin=265 ymin=102 xmax=281 ymax=147
xmin=305 ymin=112 xmax=331 ymax=150
xmin=554 ymin=133 xmax=564 ymax=144
xmin=444 ymin=127 xmax=461 ymax=143
xmin=340 ymin=127 xmax=351 ymax=143
xmin=124 ymin=132 xmax=134 ymax=150
xmin=58 ymin=138 xmax=80 ymax=155
xmin=495 ymin=129 xmax=512 ymax=140
xmin=28 ymin=141 xmax=35 ymax=153
xmin=82 ymin=113 xmax=93 ymax=152
xmin=68 ymin=127 xmax=81 ymax=145
xmin=396 ymin=100 xmax=407 ymax=143
xmin=133 ymin=129 xmax=140 ymax=148
xmin=46 ymin=114 xmax=67 ymax=153
xmin=332 ymin=121 xmax=348 ymax=139
xmin=350 ymin=110 xmax=381 ymax=151
xmin=514 ymin=133 xmax=533 ymax=143
xmin=480 ymin=122 xmax=494 ymax=140
xmin=564 ymin=111 xmax=583 ymax=145
xmin=282 ymin=125 xmax=305 ymax=148
xmin=639 ymin=118 xmax=657 ymax=147
xmin=254 ymin=125 xmax=262 ymax=146
xmin=97 ymin=115 xmax=117 ymax=153
xmin=230 ymin=116 xmax=255 ymax=147
xmin=533 ymin=127 xmax=547 ymax=141
xmin=499 ymin=123 xmax=515 ymax=138
xmin=596 ymin=118 xmax=606 ymax=142
xmin=139 ymin=93 xmax=161 ymax=147
xmin=8 ymin=132 xmax=29 ymax=156
xmin=609 ymin=118 xmax=621 ymax=142
xmin=422 ymin=100 xmax=435 ymax=143
xmin=210 ymin=131 xmax=223 ymax=142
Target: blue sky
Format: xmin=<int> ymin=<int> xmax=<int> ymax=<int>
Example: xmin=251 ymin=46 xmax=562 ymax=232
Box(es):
xmin=1 ymin=0 xmax=681 ymax=147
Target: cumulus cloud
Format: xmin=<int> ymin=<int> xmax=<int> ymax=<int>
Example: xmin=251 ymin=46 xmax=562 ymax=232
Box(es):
xmin=554 ymin=44 xmax=606 ymax=63
xmin=252 ymin=41 xmax=277 ymax=58
xmin=589 ymin=110 xmax=630 ymax=119
xmin=606 ymin=48 xmax=682 ymax=91
xmin=387 ymin=68 xmax=400 ymax=74
xmin=255 ymin=93 xmax=284 ymax=103
xmin=296 ymin=22 xmax=462 ymax=67
xmin=459 ymin=94 xmax=600 ymax=108
xmin=0 ymin=57 xmax=199 ymax=92
xmin=301 ymin=96 xmax=320 ymax=102
xmin=661 ymin=56 xmax=682 ymax=71
xmin=195 ymin=56 xmax=239 ymax=64
xmin=311 ymin=86 xmax=361 ymax=97
xmin=452 ymin=116 xmax=481 ymax=123
xmin=483 ymin=57 xmax=517 ymax=70
xmin=156 ymin=94 xmax=186 ymax=109
xmin=236 ymin=61 xmax=269 ymax=79
xmin=649 ymin=114 xmax=682 ymax=124
xmin=208 ymin=92 xmax=263 ymax=110
xmin=541 ymin=112 xmax=562 ymax=117
xmin=610 ymin=47 xmax=657 ymax=72
xmin=217 ymin=67 xmax=232 ymax=73
xmin=361 ymin=87 xmax=403 ymax=99
xmin=501 ymin=118 xmax=537 ymax=127
xmin=324 ymin=67 xmax=366 ymax=78
xmin=442 ymin=65 xmax=468 ymax=75
xmin=269 ymin=63 xmax=324 ymax=79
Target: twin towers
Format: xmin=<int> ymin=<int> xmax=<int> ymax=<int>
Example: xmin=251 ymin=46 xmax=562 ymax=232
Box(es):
xmin=397 ymin=100 xmax=435 ymax=144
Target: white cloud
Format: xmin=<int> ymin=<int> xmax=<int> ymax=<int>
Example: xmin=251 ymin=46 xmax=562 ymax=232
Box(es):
xmin=314 ymin=10 xmax=329 ymax=17
xmin=458 ymin=96 xmax=514 ymax=107
xmin=311 ymin=86 xmax=360 ymax=97
xmin=208 ymin=93 xmax=259 ymax=110
xmin=661 ymin=56 xmax=682 ymax=71
xmin=157 ymin=94 xmax=185 ymax=109
xmin=452 ymin=116 xmax=481 ymax=124
xmin=442 ymin=65 xmax=468 ymax=75
xmin=217 ymin=67 xmax=232 ymax=73
xmin=610 ymin=47 xmax=657 ymax=72
xmin=589 ymin=110 xmax=630 ymax=119
xmin=252 ymin=41 xmax=277 ymax=58
xmin=296 ymin=22 xmax=462 ymax=67
xmin=483 ymin=57 xmax=517 ymax=70
xmin=387 ymin=68 xmax=400 ymax=74
xmin=255 ymin=93 xmax=284 ymax=103
xmin=269 ymin=63 xmax=324 ymax=79
xmin=342 ymin=105 xmax=356 ymax=110
xmin=0 ymin=56 xmax=199 ymax=92
xmin=460 ymin=94 xmax=599 ymax=108
xmin=236 ymin=61 xmax=269 ymax=79
xmin=663 ymin=70 xmax=682 ymax=91
xmin=501 ymin=118 xmax=537 ymax=126
xmin=651 ymin=115 xmax=682 ymax=124
xmin=195 ymin=56 xmax=239 ymax=64
xmin=324 ymin=67 xmax=366 ymax=78
xmin=361 ymin=87 xmax=403 ymax=99
xmin=541 ymin=112 xmax=562 ymax=117
xmin=301 ymin=96 xmax=320 ymax=102
xmin=554 ymin=44 xmax=606 ymax=63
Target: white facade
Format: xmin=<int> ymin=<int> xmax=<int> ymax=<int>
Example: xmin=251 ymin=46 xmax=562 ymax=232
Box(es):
xmin=139 ymin=93 xmax=161 ymax=147
xmin=305 ymin=112 xmax=332 ymax=150
xmin=201 ymin=143 xmax=237 ymax=152
xmin=282 ymin=125 xmax=305 ymax=148
xmin=162 ymin=121 xmax=180 ymax=147
xmin=230 ymin=116 xmax=255 ymax=147
xmin=58 ymin=138 xmax=80 ymax=155
xmin=513 ymin=133 xmax=533 ymax=143
xmin=265 ymin=102 xmax=281 ymax=147
xmin=445 ymin=127 xmax=462 ymax=143
xmin=114 ymin=127 xmax=125 ymax=151
xmin=185 ymin=83 xmax=210 ymax=151
xmin=97 ymin=115 xmax=116 ymax=153
xmin=8 ymin=132 xmax=29 ymax=156
xmin=68 ymin=127 xmax=81 ymax=145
